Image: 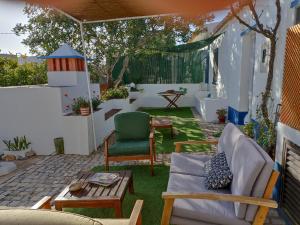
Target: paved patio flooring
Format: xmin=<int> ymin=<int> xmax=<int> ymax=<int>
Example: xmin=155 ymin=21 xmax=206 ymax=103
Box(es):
xmin=0 ymin=154 xmax=101 ymax=208
xmin=0 ymin=109 xmax=286 ymax=224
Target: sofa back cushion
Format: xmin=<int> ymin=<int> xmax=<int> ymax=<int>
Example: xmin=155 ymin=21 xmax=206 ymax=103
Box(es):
xmin=218 ymin=123 xmax=244 ymax=168
xmin=115 ymin=112 xmax=150 ymax=141
xmin=0 ymin=209 xmax=103 ymax=225
xmin=230 ymin=136 xmax=265 ymax=219
xmin=245 ymin=138 xmax=274 ymax=222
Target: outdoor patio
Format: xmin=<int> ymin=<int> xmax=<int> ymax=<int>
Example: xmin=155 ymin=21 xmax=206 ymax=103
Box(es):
xmin=0 ymin=108 xmax=285 ymax=225
xmin=1 ymin=0 xmax=300 ymax=224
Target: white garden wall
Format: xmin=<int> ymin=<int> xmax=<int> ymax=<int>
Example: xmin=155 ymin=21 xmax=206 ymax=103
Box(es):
xmin=0 ymin=86 xmax=64 ymax=155
xmin=136 ymin=84 xmax=201 ymax=107
xmin=0 ymin=85 xmax=138 ymax=156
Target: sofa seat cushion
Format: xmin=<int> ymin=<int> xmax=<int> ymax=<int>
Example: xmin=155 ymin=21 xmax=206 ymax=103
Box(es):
xmin=0 ymin=209 xmax=103 ymax=225
xmin=167 ymin=173 xmax=250 ymax=225
xmin=170 ymin=153 xmax=211 ymax=177
xmin=218 ymin=123 xmax=244 ymax=168
xmin=230 ymin=136 xmax=265 ymax=219
xmin=109 ymin=140 xmax=149 ymax=156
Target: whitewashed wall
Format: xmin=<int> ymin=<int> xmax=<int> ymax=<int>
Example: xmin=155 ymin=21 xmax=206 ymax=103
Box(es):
xmin=0 ymin=86 xmax=64 ymax=155
xmin=136 ymin=84 xmax=201 ymax=107
xmin=212 ymin=9 xmax=253 ymax=112
xmin=250 ymin=0 xmax=294 ymax=119
xmin=214 ymin=0 xmax=297 ymax=163
xmin=0 ymin=85 xmax=139 ymax=156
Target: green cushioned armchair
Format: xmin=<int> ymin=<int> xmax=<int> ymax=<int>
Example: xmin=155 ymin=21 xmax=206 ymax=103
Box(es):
xmin=104 ymin=112 xmax=156 ymax=175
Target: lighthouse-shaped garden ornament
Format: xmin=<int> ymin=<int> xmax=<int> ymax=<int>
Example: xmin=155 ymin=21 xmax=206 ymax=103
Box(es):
xmin=43 ymin=43 xmax=86 ymax=87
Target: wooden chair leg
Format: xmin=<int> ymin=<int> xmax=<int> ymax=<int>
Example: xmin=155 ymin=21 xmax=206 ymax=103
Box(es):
xmin=104 ymin=140 xmax=109 ymax=171
xmin=137 ymin=213 xmax=142 ymax=225
xmin=153 ymin=139 xmax=157 ymax=161
xmin=150 ymin=156 xmax=154 ymax=176
xmin=161 ymin=199 xmax=174 ymax=225
xmin=105 ymin=158 xmax=109 ymax=171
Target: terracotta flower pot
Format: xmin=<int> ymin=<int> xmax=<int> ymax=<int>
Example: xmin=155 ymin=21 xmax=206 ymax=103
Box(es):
xmin=80 ymin=107 xmax=90 ymax=116
xmin=218 ymin=116 xmax=226 ymax=123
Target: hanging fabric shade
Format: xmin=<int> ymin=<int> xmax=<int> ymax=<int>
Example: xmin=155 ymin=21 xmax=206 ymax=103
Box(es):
xmin=112 ymin=34 xmax=221 ymax=84
xmin=163 ymin=34 xmax=222 ymax=53
xmin=14 ymin=0 xmax=244 ymax=22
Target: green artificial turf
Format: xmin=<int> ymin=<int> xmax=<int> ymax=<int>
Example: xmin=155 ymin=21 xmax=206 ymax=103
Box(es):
xmin=65 ymin=165 xmax=169 ymax=225
xmin=140 ymin=107 xmax=209 ymax=153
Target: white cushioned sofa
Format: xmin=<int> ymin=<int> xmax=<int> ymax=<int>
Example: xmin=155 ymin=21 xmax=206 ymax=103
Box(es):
xmin=161 ymin=123 xmax=279 ymax=225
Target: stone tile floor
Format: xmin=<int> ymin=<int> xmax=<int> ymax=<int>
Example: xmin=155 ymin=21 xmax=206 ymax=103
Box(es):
xmin=0 ymin=108 xmax=286 ymax=224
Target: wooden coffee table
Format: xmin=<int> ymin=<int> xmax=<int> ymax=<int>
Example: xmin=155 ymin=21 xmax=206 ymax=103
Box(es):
xmin=54 ymin=170 xmax=133 ymax=218
xmin=152 ymin=117 xmax=174 ymax=138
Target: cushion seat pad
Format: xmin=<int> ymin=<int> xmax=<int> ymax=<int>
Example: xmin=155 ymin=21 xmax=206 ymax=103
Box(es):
xmin=109 ymin=140 xmax=149 ymax=156
xmin=167 ymin=173 xmax=250 ymax=225
xmin=170 ymin=153 xmax=211 ymax=177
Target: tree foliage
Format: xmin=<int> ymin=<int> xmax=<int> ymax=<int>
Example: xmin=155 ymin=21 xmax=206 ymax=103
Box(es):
xmin=0 ymin=56 xmax=47 ymax=87
xmin=14 ymin=5 xmax=212 ymax=85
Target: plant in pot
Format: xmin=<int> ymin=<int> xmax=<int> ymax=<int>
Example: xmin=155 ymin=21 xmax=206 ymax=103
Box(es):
xmin=92 ymin=97 xmax=102 ymax=111
xmin=72 ymin=97 xmax=91 ymax=116
xmin=2 ymin=136 xmax=32 ymax=158
xmin=216 ymin=108 xmax=227 ymax=123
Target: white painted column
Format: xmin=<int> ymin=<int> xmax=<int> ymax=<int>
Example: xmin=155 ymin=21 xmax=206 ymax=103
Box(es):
xmin=79 ymin=22 xmax=98 ymax=152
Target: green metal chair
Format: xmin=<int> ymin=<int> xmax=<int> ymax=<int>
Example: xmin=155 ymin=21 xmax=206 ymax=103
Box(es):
xmin=104 ymin=112 xmax=155 ymax=175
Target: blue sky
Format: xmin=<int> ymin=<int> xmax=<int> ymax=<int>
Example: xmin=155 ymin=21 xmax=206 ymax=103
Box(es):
xmin=0 ymin=1 xmax=228 ymax=56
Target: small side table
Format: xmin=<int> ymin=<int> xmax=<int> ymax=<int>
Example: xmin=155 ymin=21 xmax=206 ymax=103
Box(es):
xmin=54 ymin=170 xmax=134 ymax=218
xmin=152 ymin=117 xmax=174 ymax=138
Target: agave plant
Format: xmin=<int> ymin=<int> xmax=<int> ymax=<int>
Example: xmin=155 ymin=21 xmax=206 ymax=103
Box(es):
xmin=2 ymin=136 xmax=31 ymax=151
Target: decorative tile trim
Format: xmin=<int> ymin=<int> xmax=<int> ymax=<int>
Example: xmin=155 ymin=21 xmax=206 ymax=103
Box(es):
xmin=291 ymin=0 xmax=300 ymax=8
xmin=227 ymin=106 xmax=248 ymax=125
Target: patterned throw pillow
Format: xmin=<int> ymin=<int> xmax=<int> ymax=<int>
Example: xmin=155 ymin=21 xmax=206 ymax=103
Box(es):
xmin=204 ymin=152 xmax=233 ymax=189
xmin=204 ymin=152 xmax=227 ymax=174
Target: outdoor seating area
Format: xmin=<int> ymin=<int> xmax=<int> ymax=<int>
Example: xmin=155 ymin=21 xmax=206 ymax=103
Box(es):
xmin=0 ymin=108 xmax=285 ymax=225
xmin=2 ymin=0 xmax=300 ymax=224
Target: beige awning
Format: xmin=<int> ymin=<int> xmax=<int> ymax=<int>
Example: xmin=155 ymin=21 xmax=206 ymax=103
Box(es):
xmin=15 ymin=0 xmax=241 ymax=22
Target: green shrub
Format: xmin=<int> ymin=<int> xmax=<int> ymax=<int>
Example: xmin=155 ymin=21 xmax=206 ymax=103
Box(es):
xmin=101 ymin=86 xmax=129 ymax=101
xmin=92 ymin=97 xmax=102 ymax=110
xmin=243 ymin=121 xmax=255 ymax=138
xmin=0 ymin=56 xmax=47 ymax=87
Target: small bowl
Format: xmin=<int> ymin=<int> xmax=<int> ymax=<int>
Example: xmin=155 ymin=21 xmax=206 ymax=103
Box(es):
xmin=69 ymin=182 xmax=83 ymax=192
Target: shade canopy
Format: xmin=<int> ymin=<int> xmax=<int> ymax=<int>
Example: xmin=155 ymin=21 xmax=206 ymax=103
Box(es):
xmin=16 ymin=0 xmax=241 ymax=22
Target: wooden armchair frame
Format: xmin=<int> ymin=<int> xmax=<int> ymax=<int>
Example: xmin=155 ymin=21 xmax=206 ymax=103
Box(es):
xmin=104 ymin=128 xmax=156 ymax=176
xmin=161 ymin=140 xmax=280 ymax=225
xmin=175 ymin=139 xmax=219 ymax=153
xmin=32 ymin=196 xmax=144 ymax=225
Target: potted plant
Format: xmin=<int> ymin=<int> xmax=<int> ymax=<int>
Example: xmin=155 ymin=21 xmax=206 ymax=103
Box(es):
xmin=2 ymin=136 xmax=32 ymax=158
xmin=92 ymin=97 xmax=102 ymax=111
xmin=72 ymin=97 xmax=91 ymax=116
xmin=129 ymin=83 xmax=141 ymax=99
xmin=216 ymin=108 xmax=227 ymax=123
